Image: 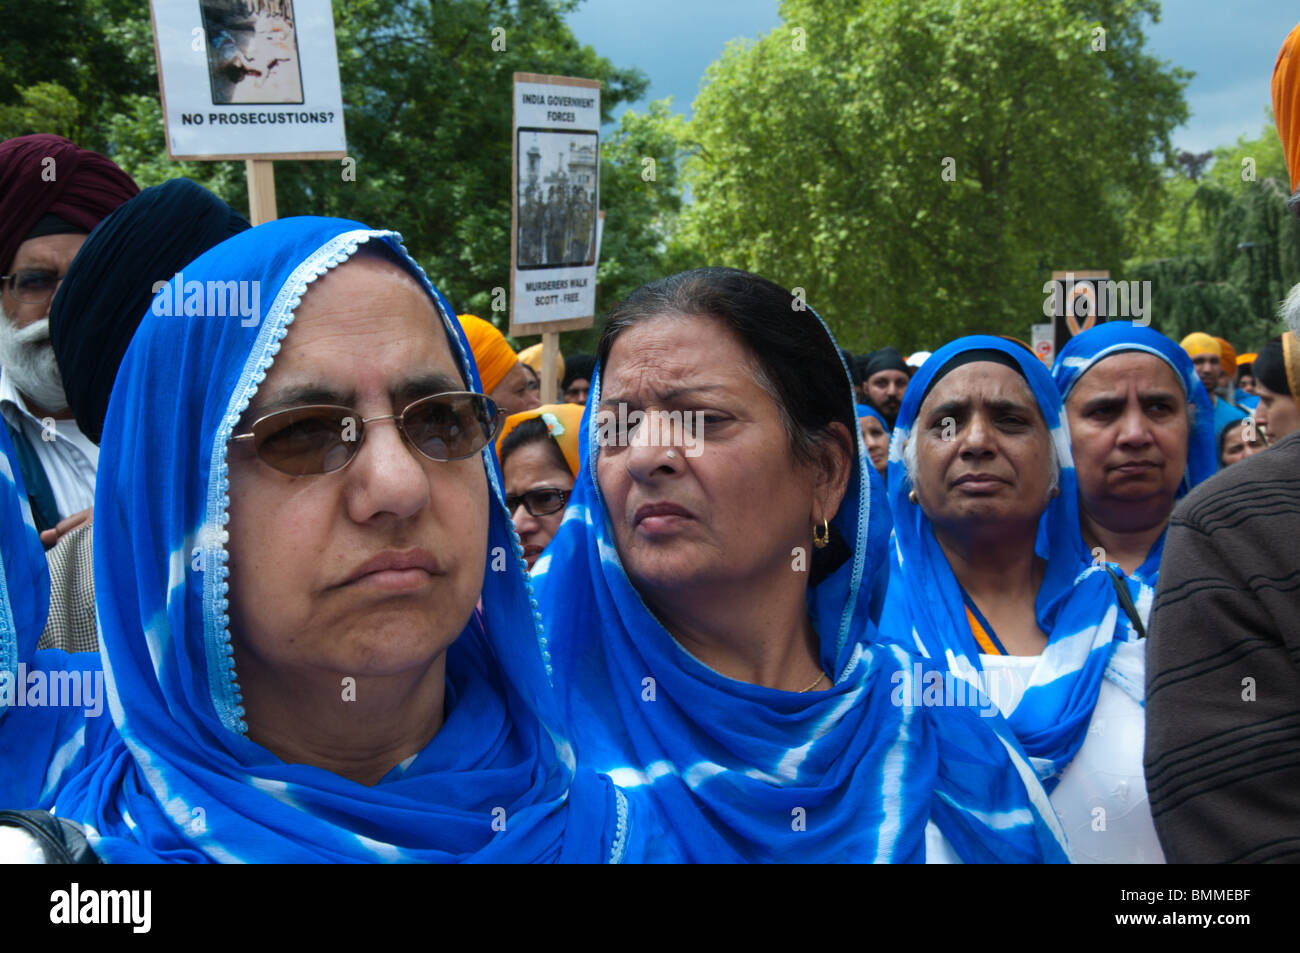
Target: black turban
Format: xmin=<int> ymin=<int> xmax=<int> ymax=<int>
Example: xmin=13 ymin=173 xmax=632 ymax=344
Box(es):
xmin=563 ymin=352 xmax=597 ymax=390
xmin=860 ymin=346 xmax=910 ymax=381
xmin=48 ymin=178 xmax=249 ymax=443
xmin=1252 ymin=334 xmax=1298 ymax=401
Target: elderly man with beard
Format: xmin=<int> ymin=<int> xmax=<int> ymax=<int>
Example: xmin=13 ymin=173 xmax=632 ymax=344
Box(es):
xmin=0 ymin=135 xmax=137 ymax=546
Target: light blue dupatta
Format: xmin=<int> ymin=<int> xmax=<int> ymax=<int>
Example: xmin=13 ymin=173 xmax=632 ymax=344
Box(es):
xmin=881 ymin=335 xmax=1142 ymax=792
xmin=534 ymin=315 xmax=1068 ymax=862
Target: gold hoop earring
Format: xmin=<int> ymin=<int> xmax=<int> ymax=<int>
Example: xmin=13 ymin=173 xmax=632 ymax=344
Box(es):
xmin=813 ymin=519 xmax=830 ymax=549
xmin=908 ymin=489 xmax=918 ymax=504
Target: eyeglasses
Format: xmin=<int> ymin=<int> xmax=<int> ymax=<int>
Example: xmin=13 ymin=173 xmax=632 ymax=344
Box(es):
xmin=0 ymin=269 xmax=63 ymax=304
xmin=504 ymin=487 xmax=570 ymax=517
xmin=230 ymin=391 xmax=502 ymax=476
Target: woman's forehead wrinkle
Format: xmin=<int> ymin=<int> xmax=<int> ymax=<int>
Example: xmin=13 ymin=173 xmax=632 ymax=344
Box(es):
xmin=921 ymin=375 xmax=1041 ymax=427
xmin=1078 ymin=357 xmax=1182 ymax=399
xmin=607 ymin=346 xmax=749 ymax=402
xmin=605 ymin=354 xmax=699 ymax=401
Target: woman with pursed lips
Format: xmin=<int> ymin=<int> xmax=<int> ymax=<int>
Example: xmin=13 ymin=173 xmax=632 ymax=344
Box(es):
xmin=498 ymin=403 xmax=581 ymax=569
xmin=533 ymin=269 xmax=1069 ymax=863
xmin=0 ymin=219 xmax=622 ymax=862
xmin=1052 ymin=323 xmax=1216 ymax=585
xmin=883 ymin=335 xmax=1167 ymax=863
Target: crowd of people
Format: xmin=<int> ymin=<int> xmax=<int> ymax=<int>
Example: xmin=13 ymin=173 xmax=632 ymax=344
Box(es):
xmin=1 ymin=25 xmax=1299 ymax=865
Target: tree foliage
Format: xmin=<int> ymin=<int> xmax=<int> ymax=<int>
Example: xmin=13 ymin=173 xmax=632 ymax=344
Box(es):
xmin=671 ymin=0 xmax=1190 ymax=351
xmin=1125 ymin=124 xmax=1300 ymax=348
xmin=0 ymin=0 xmax=675 ymax=337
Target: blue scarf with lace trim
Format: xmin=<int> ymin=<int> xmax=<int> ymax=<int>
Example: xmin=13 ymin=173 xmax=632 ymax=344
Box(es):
xmin=2 ymin=217 xmax=618 ymax=862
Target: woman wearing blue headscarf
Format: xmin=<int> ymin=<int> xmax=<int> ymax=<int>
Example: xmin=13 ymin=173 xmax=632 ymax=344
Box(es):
xmin=1052 ymin=322 xmax=1215 ymax=589
xmin=881 ymin=334 xmax=1164 ymax=863
xmin=0 ymin=217 xmax=620 ymax=862
xmin=856 ymin=404 xmax=890 ymax=478
xmin=533 ymin=269 xmax=1069 ymax=863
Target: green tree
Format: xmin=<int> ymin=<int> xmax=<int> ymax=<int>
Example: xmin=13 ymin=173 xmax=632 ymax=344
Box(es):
xmin=672 ymin=0 xmax=1189 ymax=351
xmin=0 ymin=0 xmax=154 ymax=145
xmin=1126 ymin=124 xmax=1300 ymax=348
xmin=0 ymin=0 xmax=690 ymax=336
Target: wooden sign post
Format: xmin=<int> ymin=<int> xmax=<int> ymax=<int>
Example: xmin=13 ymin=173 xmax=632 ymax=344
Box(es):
xmin=245 ymin=159 xmax=278 ymax=225
xmin=539 ymin=331 xmax=560 ymax=404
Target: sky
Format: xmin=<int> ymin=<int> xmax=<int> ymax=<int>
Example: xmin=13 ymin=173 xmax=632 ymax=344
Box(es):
xmin=565 ymin=0 xmax=1300 ymax=154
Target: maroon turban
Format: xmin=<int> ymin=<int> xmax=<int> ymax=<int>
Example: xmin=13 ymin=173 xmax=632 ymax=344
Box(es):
xmin=0 ymin=134 xmax=139 ymax=272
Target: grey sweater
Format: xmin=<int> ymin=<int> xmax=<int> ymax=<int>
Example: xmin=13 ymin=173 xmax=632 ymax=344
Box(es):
xmin=1145 ymin=430 xmax=1300 ymax=863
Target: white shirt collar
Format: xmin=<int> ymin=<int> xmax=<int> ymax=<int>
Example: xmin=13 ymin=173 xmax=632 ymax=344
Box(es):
xmin=0 ymin=365 xmax=37 ymax=427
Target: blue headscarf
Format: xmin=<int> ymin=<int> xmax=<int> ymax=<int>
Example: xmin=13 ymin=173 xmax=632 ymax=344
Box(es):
xmin=6 ymin=217 xmax=617 ymax=862
xmin=881 ymin=335 xmax=1135 ymax=792
xmin=856 ymin=403 xmax=890 ymax=430
xmin=1051 ymin=323 xmax=1216 ymax=581
xmin=0 ymin=391 xmax=114 ymax=809
xmin=0 ymin=419 xmax=48 ymax=721
xmin=534 ymin=314 xmax=1068 ymax=862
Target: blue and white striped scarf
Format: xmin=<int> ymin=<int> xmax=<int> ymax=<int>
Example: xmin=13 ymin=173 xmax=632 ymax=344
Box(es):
xmin=2 ymin=217 xmax=616 ymax=862
xmin=881 ymin=335 xmax=1137 ymax=793
xmin=533 ymin=318 xmax=1068 ymax=862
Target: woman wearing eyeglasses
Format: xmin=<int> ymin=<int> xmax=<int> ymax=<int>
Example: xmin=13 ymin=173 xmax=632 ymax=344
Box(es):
xmin=531 ymin=268 xmax=1070 ymax=863
xmin=497 ymin=404 xmax=581 ymax=569
xmin=0 ymin=217 xmax=623 ymax=862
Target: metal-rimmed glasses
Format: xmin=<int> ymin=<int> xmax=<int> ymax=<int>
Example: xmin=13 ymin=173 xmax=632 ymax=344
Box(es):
xmin=0 ymin=269 xmax=63 ymax=304
xmin=230 ymin=391 xmax=503 ymax=476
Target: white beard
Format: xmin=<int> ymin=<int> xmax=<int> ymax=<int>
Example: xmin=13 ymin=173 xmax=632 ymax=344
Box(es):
xmin=0 ymin=305 xmax=69 ymax=413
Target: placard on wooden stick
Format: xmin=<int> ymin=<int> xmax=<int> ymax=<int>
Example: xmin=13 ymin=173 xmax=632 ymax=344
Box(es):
xmin=1046 ymin=270 xmax=1111 ymax=353
xmin=509 ymin=72 xmax=602 ymax=338
xmin=149 ymin=1 xmax=347 ymax=223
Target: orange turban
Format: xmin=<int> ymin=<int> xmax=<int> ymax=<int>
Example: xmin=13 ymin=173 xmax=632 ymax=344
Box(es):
xmin=1180 ymin=332 xmax=1221 ymax=359
xmin=1274 ymin=22 xmax=1300 ymax=192
xmin=495 ymin=403 xmax=583 ymax=476
xmin=1215 ymin=337 xmax=1237 ymax=374
xmin=1238 ymin=352 xmax=1258 ymax=366
xmin=517 ymin=342 xmax=564 ymax=388
xmin=457 ymin=314 xmax=518 ymax=394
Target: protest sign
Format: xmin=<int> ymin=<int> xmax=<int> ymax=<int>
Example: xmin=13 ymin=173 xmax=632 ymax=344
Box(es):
xmin=510 ymin=72 xmax=601 ymax=336
xmin=150 ymin=0 xmax=346 ymax=161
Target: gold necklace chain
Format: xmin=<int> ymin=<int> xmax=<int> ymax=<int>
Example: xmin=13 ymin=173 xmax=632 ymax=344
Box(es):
xmin=797 ymin=671 xmax=827 ymax=693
